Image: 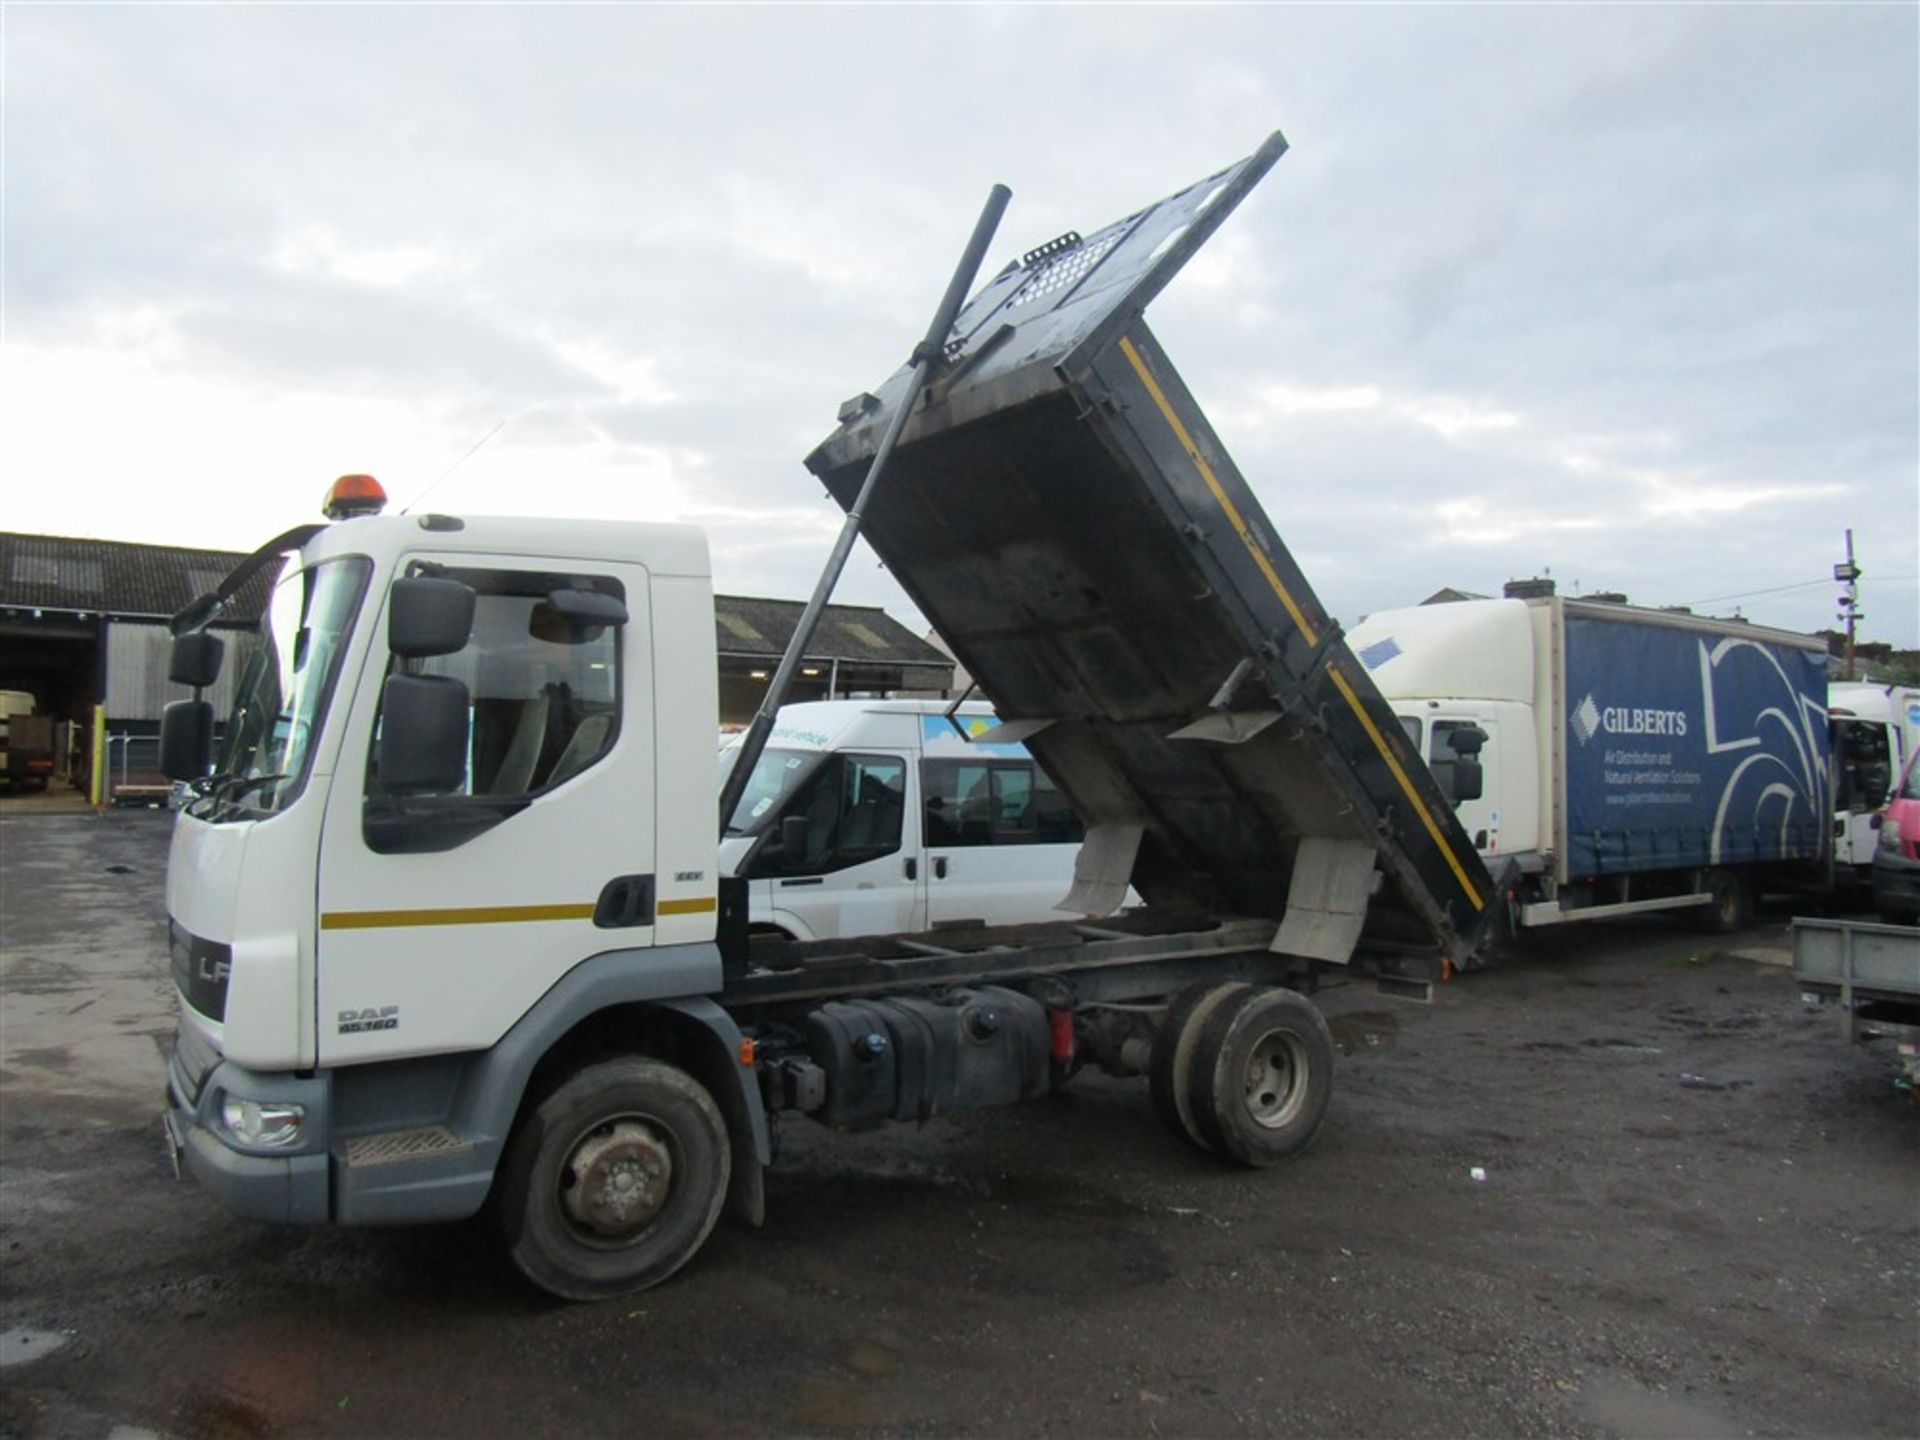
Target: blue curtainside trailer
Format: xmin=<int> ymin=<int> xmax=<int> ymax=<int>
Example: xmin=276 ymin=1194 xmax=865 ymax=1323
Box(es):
xmin=1559 ymin=605 xmax=1830 ymax=881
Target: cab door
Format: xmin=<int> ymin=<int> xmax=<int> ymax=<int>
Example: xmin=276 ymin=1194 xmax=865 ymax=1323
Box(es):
xmin=742 ymin=750 xmax=922 ymax=940
xmin=314 ymin=556 xmax=653 ymax=1063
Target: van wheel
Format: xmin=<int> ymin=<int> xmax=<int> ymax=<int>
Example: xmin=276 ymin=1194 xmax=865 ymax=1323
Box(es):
xmin=1186 ymin=987 xmax=1335 ymax=1167
xmin=1695 ymin=870 xmax=1752 ymax=934
xmin=497 ymin=1057 xmax=730 ymax=1301
xmin=1148 ymin=982 xmax=1252 ymax=1153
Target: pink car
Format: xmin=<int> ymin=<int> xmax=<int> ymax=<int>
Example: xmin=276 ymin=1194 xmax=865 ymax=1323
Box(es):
xmin=1873 ymin=747 xmax=1920 ymax=923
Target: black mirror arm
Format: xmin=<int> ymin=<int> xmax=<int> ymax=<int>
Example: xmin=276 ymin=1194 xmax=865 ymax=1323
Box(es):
xmin=171 ymin=523 xmax=326 ymax=635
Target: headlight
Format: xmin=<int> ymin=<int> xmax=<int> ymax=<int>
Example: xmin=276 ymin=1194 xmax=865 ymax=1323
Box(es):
xmin=220 ymin=1097 xmax=305 ymax=1149
xmin=1881 ymin=815 xmax=1903 ymax=850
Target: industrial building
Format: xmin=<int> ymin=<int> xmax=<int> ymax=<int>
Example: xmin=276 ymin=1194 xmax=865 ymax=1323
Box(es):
xmin=0 ymin=531 xmax=953 ymax=800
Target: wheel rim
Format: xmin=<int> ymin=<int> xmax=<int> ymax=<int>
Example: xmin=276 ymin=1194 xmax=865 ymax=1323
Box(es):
xmin=559 ymin=1116 xmax=676 ymax=1245
xmin=1243 ymin=1029 xmax=1309 ymax=1129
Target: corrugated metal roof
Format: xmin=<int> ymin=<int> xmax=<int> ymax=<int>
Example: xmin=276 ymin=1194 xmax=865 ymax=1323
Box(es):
xmin=713 ymin=594 xmax=950 ymax=671
xmin=0 ymin=532 xmax=273 ymax=622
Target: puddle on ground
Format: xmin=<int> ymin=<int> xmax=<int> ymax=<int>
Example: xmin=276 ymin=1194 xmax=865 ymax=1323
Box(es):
xmin=1327 ymin=1010 xmax=1400 ymax=1054
xmin=842 ymin=1338 xmax=899 ymax=1379
xmin=1578 ymin=1376 xmax=1744 ymax=1438
xmin=788 ymin=1376 xmax=885 ymax=1431
xmin=0 ymin=1328 xmax=71 ymax=1368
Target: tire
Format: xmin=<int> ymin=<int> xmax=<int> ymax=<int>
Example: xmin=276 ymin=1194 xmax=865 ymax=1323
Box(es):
xmin=496 ymin=1056 xmax=730 ymax=1301
xmin=1694 ymin=869 xmax=1752 ymax=934
xmin=1148 ymin=982 xmax=1252 ymax=1153
xmin=1186 ymin=986 xmax=1335 ymax=1168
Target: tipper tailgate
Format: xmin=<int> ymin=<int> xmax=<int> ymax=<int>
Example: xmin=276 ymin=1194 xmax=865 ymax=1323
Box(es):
xmin=806 ymin=133 xmax=1496 ymax=971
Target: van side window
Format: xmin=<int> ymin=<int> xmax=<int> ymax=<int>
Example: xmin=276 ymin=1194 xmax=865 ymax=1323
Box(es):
xmin=744 ymin=752 xmax=905 ymax=878
xmin=923 ymin=759 xmax=1084 ymax=847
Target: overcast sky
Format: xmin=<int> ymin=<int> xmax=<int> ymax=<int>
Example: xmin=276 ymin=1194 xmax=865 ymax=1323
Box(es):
xmin=4 ymin=4 xmax=1915 ymax=647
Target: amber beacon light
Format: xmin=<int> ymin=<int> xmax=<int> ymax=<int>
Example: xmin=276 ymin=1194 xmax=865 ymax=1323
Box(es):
xmin=322 ymin=473 xmax=388 ymax=521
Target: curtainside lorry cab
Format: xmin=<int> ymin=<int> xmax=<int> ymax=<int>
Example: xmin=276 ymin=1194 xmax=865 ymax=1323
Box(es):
xmin=1828 ymin=681 xmax=1920 ymax=888
xmin=158 ymin=132 xmax=1501 ymax=1299
xmin=1344 ymin=596 xmax=1832 ymax=932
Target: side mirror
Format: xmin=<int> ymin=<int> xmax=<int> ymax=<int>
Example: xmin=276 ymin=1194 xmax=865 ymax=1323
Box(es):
xmin=1445 ymin=724 xmax=1488 ymax=758
xmin=169 ymin=630 xmax=226 ymax=688
xmin=530 ymin=587 xmax=628 ymax=645
xmin=389 ymin=577 xmax=476 ymax=659
xmin=160 ymin=700 xmax=214 ymax=781
xmin=1450 ymin=756 xmax=1485 ymax=804
xmin=377 ymin=674 xmax=470 ymax=794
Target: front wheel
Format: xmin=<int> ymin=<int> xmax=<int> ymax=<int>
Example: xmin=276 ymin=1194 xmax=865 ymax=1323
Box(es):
xmin=496 ymin=1056 xmax=730 ymax=1300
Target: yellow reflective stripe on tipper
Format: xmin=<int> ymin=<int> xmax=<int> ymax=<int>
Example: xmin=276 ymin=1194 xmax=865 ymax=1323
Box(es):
xmin=320 ymin=903 xmax=594 ymax=931
xmin=1116 ymin=335 xmax=1484 ymax=913
xmin=658 ymin=897 xmax=718 ymax=916
xmin=1118 ymin=337 xmax=1320 ymax=644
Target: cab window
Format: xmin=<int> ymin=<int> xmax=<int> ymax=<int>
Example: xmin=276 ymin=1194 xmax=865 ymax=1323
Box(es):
xmin=740 ymin=752 xmax=906 ymax=878
xmin=1427 ymin=719 xmax=1475 ymax=798
xmin=364 ymin=567 xmax=623 ymax=852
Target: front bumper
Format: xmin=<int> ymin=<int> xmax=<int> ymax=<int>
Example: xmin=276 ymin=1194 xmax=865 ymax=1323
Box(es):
xmin=1871 ymin=849 xmax=1920 ymax=922
xmin=166 ymin=1022 xmax=330 ymax=1224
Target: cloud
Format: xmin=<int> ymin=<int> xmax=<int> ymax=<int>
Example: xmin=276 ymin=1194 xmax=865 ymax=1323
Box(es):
xmin=1 ymin=3 xmax=1913 ymax=648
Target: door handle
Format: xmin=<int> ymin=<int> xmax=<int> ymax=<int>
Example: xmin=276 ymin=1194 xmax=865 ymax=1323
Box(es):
xmin=934 ymin=856 xmax=948 ymax=880
xmin=593 ymin=874 xmax=655 ymax=928
xmin=904 ymin=857 xmax=918 ymax=880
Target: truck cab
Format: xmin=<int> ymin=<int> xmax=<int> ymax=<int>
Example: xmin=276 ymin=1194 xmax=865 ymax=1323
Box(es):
xmin=1828 ymin=682 xmax=1920 ymax=883
xmin=1348 ymin=601 xmax=1541 ymax=865
xmin=163 ymin=496 xmax=739 ymax=1247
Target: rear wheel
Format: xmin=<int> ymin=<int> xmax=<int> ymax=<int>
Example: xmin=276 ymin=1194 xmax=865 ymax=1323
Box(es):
xmin=497 ymin=1056 xmax=730 ymax=1301
xmin=1186 ymin=986 xmax=1335 ymax=1167
xmin=1149 ymin=982 xmax=1252 ymax=1153
xmin=1695 ymin=869 xmax=1753 ymax=934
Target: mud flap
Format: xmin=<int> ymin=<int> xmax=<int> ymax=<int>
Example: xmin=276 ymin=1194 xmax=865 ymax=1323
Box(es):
xmin=1270 ymin=836 xmax=1376 ymax=964
xmin=1059 ymin=821 xmax=1143 ymax=918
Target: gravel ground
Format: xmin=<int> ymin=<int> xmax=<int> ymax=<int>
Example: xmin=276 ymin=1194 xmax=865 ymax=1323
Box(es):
xmin=1 ymin=808 xmax=1914 ymax=1439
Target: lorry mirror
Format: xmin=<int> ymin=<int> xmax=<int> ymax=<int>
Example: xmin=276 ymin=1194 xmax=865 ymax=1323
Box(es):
xmin=1445 ymin=724 xmax=1488 ymax=758
xmin=530 ymin=588 xmax=627 ymax=644
xmin=1450 ymin=756 xmax=1484 ymax=804
xmin=168 ymin=630 xmax=226 ymax=688
xmin=160 ymin=699 xmax=215 ymax=781
xmin=389 ymin=577 xmax=476 ymax=659
xmin=378 ymin=674 xmax=471 ymax=794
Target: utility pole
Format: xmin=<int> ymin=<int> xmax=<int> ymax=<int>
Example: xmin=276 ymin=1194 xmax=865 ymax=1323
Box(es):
xmin=1834 ymin=529 xmax=1863 ymax=681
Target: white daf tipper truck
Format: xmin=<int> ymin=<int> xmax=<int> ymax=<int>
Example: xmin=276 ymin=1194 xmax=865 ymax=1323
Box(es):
xmin=160 ymin=133 xmax=1503 ymax=1299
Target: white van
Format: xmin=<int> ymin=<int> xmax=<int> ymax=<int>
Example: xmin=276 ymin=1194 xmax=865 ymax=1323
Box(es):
xmin=718 ymin=700 xmax=1102 ymax=941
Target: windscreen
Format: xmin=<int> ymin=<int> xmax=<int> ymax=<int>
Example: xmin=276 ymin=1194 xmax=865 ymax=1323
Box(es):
xmin=722 ymin=746 xmax=825 ymax=837
xmin=191 ymin=555 xmax=370 ymax=820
